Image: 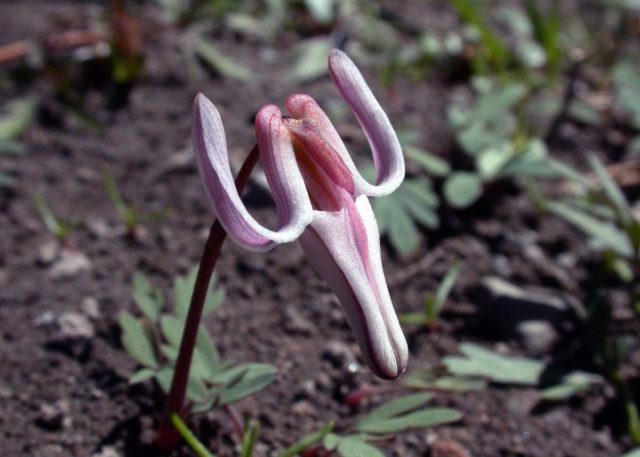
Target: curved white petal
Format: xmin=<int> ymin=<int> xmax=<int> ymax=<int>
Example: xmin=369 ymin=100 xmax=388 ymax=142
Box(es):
xmin=326 ymin=49 xmax=405 ymax=197
xmin=299 ymin=191 xmax=408 ymax=379
xmin=193 ymin=93 xmax=313 ymax=252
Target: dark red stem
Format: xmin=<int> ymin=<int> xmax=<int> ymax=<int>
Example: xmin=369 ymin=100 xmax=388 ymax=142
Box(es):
xmin=224 ymin=404 xmax=245 ymax=441
xmin=157 ymin=144 xmax=259 ymax=452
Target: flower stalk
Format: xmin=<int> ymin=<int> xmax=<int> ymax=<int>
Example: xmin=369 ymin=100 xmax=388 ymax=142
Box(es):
xmin=157 ymin=144 xmax=259 ymax=451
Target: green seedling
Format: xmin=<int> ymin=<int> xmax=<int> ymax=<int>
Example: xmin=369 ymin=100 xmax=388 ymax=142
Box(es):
xmin=522 ymin=0 xmax=561 ymax=76
xmin=403 ymin=368 xmax=487 ymax=393
xmin=443 ymin=342 xmax=600 ymax=399
xmin=0 ymin=97 xmax=37 ymax=185
xmin=189 ymin=36 xmax=254 ymax=82
xmin=0 ymin=97 xmax=36 ymax=155
xmin=171 ymin=392 xmax=460 ymax=456
xmin=365 ymin=131 xmax=448 ymax=257
xmin=623 ymin=447 xmax=640 ymax=457
xmin=449 ymin=0 xmax=510 ymax=74
xmin=445 ymin=78 xmax=562 ymax=208
xmin=539 ymin=154 xmax=640 ymax=443
xmin=372 ymin=175 xmax=440 ymax=257
xmin=401 ymin=261 xmax=462 ymax=330
xmin=32 ymin=192 xmax=81 ymax=248
xmin=103 ymin=172 xmax=168 ymax=240
xmin=119 ymin=268 xmax=276 ymax=416
xmin=240 ymin=420 xmax=260 ymax=457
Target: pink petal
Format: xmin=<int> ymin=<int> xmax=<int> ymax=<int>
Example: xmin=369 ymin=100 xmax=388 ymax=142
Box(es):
xmin=193 ymin=93 xmax=312 ymax=252
xmin=327 ymin=49 xmax=405 ymax=197
xmin=282 ymin=115 xmax=355 ymax=195
xmin=299 ymin=190 xmax=408 ymax=379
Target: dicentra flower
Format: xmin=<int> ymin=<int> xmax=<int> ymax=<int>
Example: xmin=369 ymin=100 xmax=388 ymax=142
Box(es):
xmin=192 ymin=49 xmax=408 ymax=379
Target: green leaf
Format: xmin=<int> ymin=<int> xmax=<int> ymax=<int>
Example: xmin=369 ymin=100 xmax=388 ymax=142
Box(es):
xmin=429 ymin=376 xmax=486 ymax=391
xmin=402 ymin=196 xmax=440 ymax=229
xmin=387 ymin=202 xmax=420 ymax=256
xmin=216 ymin=363 xmax=277 ymax=405
xmin=403 ymin=371 xmax=487 ymax=392
xmin=174 ymin=267 xmax=197 ymax=317
xmin=547 ymin=159 xmax=593 ymax=190
xmin=399 ymin=312 xmax=428 ymax=325
xmin=0 ymin=98 xmax=36 ymax=141
xmin=204 ymin=280 xmax=225 ymax=315
xmin=170 ymin=413 xmax=217 ymax=457
xmin=226 ymin=13 xmax=274 ymax=40
xmin=475 ymin=82 xmax=528 ymax=121
xmin=130 ymin=368 xmax=156 ymax=384
xmin=360 ymin=393 xmax=433 ymax=423
xmin=497 ymin=139 xmax=555 ymax=179
xmin=434 ymin=261 xmax=463 ymax=309
xmin=444 ymin=172 xmax=483 ymax=208
xmin=392 ymin=178 xmax=440 ymax=229
xmin=32 ymin=193 xmax=62 ymax=238
xmin=155 ymin=367 xmax=173 ymax=393
xmin=478 ymin=143 xmax=515 ymax=179
xmin=449 ymin=0 xmax=509 ymax=71
xmin=444 ymin=342 xmax=544 ymax=385
xmin=132 ymin=272 xmax=164 ymax=321
xmin=0 ymin=139 xmax=25 ymax=155
xmin=323 ymin=433 xmax=340 ymax=451
xmin=570 ymin=99 xmax=601 ymax=125
xmin=103 ymin=173 xmax=134 ymax=227
xmin=357 ymin=408 xmax=461 ymax=434
xmin=456 ymin=122 xmax=496 ymax=155
xmin=613 ymin=60 xmax=640 ymax=129
xmin=289 ymin=38 xmax=333 ymax=83
xmin=196 ymin=327 xmax=221 ymax=371
xmin=370 ymin=172 xmax=439 ymax=256
xmin=160 ymin=315 xmax=184 ymax=348
xmin=337 ymin=437 xmax=385 ymax=457
xmin=546 ymin=201 xmax=633 ymax=257
xmin=588 ymin=154 xmax=629 ymax=212
xmin=279 ymin=421 xmax=335 ymax=457
xmin=523 ymin=0 xmax=561 ymax=72
xmin=539 ymin=372 xmax=601 ymax=401
xmin=515 ymin=40 xmax=546 ymax=69
xmin=187 ymin=376 xmax=209 ymax=404
xmin=193 ymin=37 xmax=254 ymax=82
xmin=119 ymin=311 xmax=158 ymax=369
xmin=174 ymin=267 xmax=225 ymax=318
xmin=303 ymin=0 xmax=335 ymax=23
xmin=240 ymin=421 xmax=260 ymax=457
xmin=622 ymin=448 xmax=640 ymax=457
xmin=401 ymin=178 xmax=439 ymax=207
xmin=628 ymin=136 xmax=640 ymax=156
xmin=155 ymin=367 xmax=209 ymax=404
xmin=160 ymin=343 xmax=178 ymax=361
xmin=0 ymin=172 xmax=10 ymax=187
xmin=404 ymin=145 xmax=451 ymax=176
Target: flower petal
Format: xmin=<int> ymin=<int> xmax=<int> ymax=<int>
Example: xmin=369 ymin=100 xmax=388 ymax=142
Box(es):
xmin=282 ymin=115 xmax=355 ymax=195
xmin=193 ymin=93 xmax=313 ymax=252
xmin=327 ymin=49 xmax=405 ymax=197
xmin=298 ymin=190 xmax=408 ymax=379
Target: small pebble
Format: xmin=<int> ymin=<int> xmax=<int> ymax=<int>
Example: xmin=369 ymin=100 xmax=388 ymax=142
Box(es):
xmin=58 ymin=312 xmax=95 ymax=340
xmin=48 ymin=250 xmax=91 ymax=279
xmin=81 ymin=296 xmax=101 ymax=320
xmin=291 ymin=400 xmax=317 ymax=416
xmin=36 ymin=400 xmax=71 ymax=431
xmin=431 ymin=439 xmax=472 ymax=457
xmin=322 ymin=340 xmax=355 ymax=367
xmin=38 ymin=240 xmax=59 ymax=265
xmin=91 ymin=446 xmax=120 ymax=457
xmin=33 ymin=310 xmax=56 ymax=327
